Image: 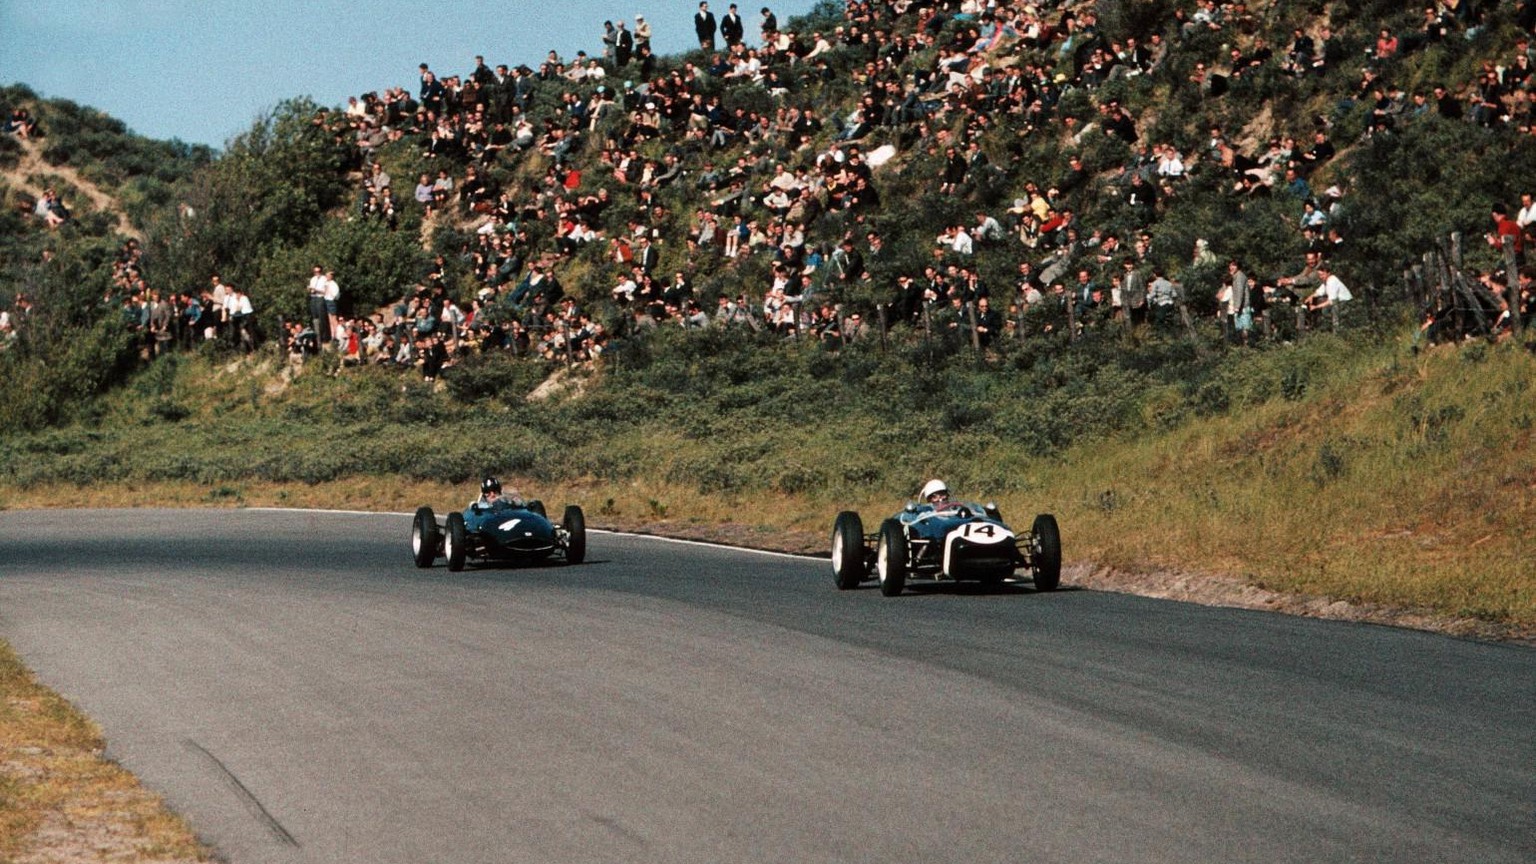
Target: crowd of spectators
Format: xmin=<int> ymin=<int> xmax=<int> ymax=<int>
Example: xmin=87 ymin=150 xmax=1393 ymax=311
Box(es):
xmin=90 ymin=240 xmax=260 ymax=357
xmin=295 ymin=0 xmax=1522 ymax=368
xmin=9 ymin=1 xmax=1536 ymax=374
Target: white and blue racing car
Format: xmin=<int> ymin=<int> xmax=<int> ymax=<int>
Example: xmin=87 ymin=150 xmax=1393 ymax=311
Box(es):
xmin=831 ymin=480 xmax=1060 ymax=596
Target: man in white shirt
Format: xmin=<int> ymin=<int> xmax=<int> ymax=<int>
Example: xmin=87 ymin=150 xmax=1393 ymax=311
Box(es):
xmin=1306 ymin=263 xmax=1353 ymax=316
xmin=323 ymin=269 xmax=341 ymax=343
xmin=307 ymin=266 xmax=330 ymax=342
xmin=1516 ymin=192 xmax=1536 ymax=236
xmin=223 ymin=284 xmax=255 ymax=351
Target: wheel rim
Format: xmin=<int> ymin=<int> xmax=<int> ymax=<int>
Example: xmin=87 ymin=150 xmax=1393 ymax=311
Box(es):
xmin=876 ymin=538 xmax=890 ymax=583
xmin=445 ymin=530 xmax=456 ymax=559
xmin=412 ymin=523 xmax=422 ymax=556
xmin=832 ymin=531 xmax=845 ymax=575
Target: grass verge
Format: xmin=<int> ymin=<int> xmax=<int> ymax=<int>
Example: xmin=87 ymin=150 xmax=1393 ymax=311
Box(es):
xmin=0 ymin=641 xmax=212 ymax=863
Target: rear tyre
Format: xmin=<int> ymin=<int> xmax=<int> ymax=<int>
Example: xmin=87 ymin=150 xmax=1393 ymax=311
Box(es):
xmin=446 ymin=511 xmax=468 ymax=572
xmin=563 ymin=505 xmax=587 ymax=565
xmin=412 ymin=506 xmax=438 ymax=568
xmin=527 ymin=499 xmax=547 ymax=518
xmin=876 ymin=518 xmax=908 ymax=597
xmin=831 ymin=511 xmax=866 ymax=590
xmin=1031 ymin=514 xmax=1061 ymax=591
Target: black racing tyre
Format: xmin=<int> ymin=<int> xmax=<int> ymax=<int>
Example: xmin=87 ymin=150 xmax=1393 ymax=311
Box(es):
xmin=1031 ymin=513 xmax=1062 ymax=591
xmin=876 ymin=518 xmax=908 ymax=597
xmin=445 ymin=511 xmax=468 ymax=572
xmin=527 ymin=499 xmax=547 ymax=518
xmin=831 ymin=511 xmax=866 ymax=590
xmin=563 ymin=505 xmax=587 ymax=565
xmin=411 ymin=507 xmax=439 ymax=568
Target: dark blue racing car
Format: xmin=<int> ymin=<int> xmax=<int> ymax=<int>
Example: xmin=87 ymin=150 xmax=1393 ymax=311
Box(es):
xmin=830 ymin=479 xmax=1060 ymax=596
xmin=412 ymin=478 xmax=586 ymax=571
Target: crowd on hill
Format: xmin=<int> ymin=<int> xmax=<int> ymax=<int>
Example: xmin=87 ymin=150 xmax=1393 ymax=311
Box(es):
xmin=7 ymin=1 xmax=1536 ymax=369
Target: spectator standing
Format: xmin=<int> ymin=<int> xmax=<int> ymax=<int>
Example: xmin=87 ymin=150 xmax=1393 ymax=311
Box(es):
xmin=695 ymin=2 xmax=718 ymax=51
xmin=1490 ymin=203 xmax=1526 ymax=264
xmin=616 ymin=21 xmax=634 ymax=66
xmin=720 ymin=3 xmax=745 ymax=47
xmin=323 ymin=270 xmax=342 ymax=343
xmin=307 ymin=266 xmax=329 ymax=341
xmin=1148 ymin=268 xmax=1178 ymax=326
xmin=1223 ymin=259 xmax=1252 ymax=344
xmin=224 ymin=283 xmax=255 ymax=352
xmin=1516 ymin=193 xmax=1536 ymax=242
xmin=1122 ymin=259 xmax=1148 ymax=326
xmin=601 ymin=21 xmax=618 ymax=61
xmin=634 ymin=15 xmax=652 ymax=54
xmin=760 ymin=6 xmax=777 ymax=46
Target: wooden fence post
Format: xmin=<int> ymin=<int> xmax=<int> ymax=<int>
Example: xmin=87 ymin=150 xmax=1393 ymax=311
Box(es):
xmin=1503 ymin=235 xmax=1522 ymax=338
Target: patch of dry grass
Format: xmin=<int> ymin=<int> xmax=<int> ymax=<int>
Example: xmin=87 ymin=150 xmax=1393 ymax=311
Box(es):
xmin=0 ymin=642 xmax=212 ymax=863
xmin=1024 ymin=342 xmax=1536 ymax=628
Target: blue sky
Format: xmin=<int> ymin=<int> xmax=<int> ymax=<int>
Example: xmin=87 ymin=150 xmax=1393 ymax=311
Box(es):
xmin=0 ymin=0 xmax=820 ymax=149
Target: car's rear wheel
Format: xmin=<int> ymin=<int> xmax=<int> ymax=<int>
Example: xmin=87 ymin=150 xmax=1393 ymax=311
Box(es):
xmin=412 ymin=507 xmax=438 ymax=568
xmin=831 ymin=511 xmax=865 ymax=590
xmin=1031 ymin=514 xmax=1061 ymax=591
xmin=563 ymin=505 xmax=587 ymax=565
xmin=445 ymin=511 xmax=468 ymax=572
xmin=527 ymin=499 xmax=547 ymax=518
xmin=876 ymin=518 xmax=908 ymax=597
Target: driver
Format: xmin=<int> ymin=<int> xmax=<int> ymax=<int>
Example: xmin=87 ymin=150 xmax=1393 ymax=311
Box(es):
xmin=920 ymin=478 xmax=952 ymax=507
xmin=475 ymin=476 xmax=525 ymax=509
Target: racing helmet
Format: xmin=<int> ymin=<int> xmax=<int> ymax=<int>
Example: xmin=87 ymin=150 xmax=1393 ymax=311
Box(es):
xmin=920 ymin=478 xmax=949 ymax=503
xmin=481 ymin=477 xmax=502 ymax=495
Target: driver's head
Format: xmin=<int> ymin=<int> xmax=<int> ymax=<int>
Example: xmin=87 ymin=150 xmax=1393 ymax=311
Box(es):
xmin=481 ymin=477 xmax=502 ymax=499
xmin=920 ymin=478 xmax=949 ymax=504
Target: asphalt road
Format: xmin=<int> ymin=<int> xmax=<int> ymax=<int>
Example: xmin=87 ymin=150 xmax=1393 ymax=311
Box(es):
xmin=0 ymin=508 xmax=1531 ymax=864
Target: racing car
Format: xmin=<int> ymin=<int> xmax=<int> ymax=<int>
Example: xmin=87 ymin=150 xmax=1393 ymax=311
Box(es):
xmin=830 ymin=483 xmax=1060 ymax=596
xmin=411 ymin=493 xmax=586 ymax=572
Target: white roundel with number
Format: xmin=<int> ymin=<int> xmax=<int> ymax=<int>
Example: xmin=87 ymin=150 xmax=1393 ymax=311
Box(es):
xmin=943 ymin=520 xmax=1015 ymax=577
xmin=956 ymin=521 xmax=1011 ymax=544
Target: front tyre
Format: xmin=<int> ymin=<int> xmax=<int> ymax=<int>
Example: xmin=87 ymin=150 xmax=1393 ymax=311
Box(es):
xmin=563 ymin=505 xmax=587 ymax=565
xmin=445 ymin=511 xmax=468 ymax=572
xmin=831 ymin=511 xmax=866 ymax=590
xmin=1031 ymin=514 xmax=1062 ymax=591
xmin=412 ymin=506 xmax=438 ymax=568
xmin=876 ymin=518 xmax=908 ymax=597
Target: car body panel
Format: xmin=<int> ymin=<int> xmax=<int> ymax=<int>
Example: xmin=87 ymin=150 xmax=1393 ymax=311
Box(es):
xmin=462 ymin=501 xmax=560 ymax=560
xmin=894 ymin=502 xmax=1022 ymax=579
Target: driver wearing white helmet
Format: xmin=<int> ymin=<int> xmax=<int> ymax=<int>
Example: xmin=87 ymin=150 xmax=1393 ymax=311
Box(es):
xmin=920 ymin=478 xmax=951 ymax=506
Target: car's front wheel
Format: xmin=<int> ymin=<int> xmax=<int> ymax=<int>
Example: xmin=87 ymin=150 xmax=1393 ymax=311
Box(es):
xmin=445 ymin=511 xmax=468 ymax=572
xmin=563 ymin=505 xmax=587 ymax=565
xmin=831 ymin=511 xmax=865 ymax=590
xmin=876 ymin=518 xmax=908 ymax=597
xmin=412 ymin=506 xmax=438 ymax=568
xmin=1031 ymin=513 xmax=1061 ymax=591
